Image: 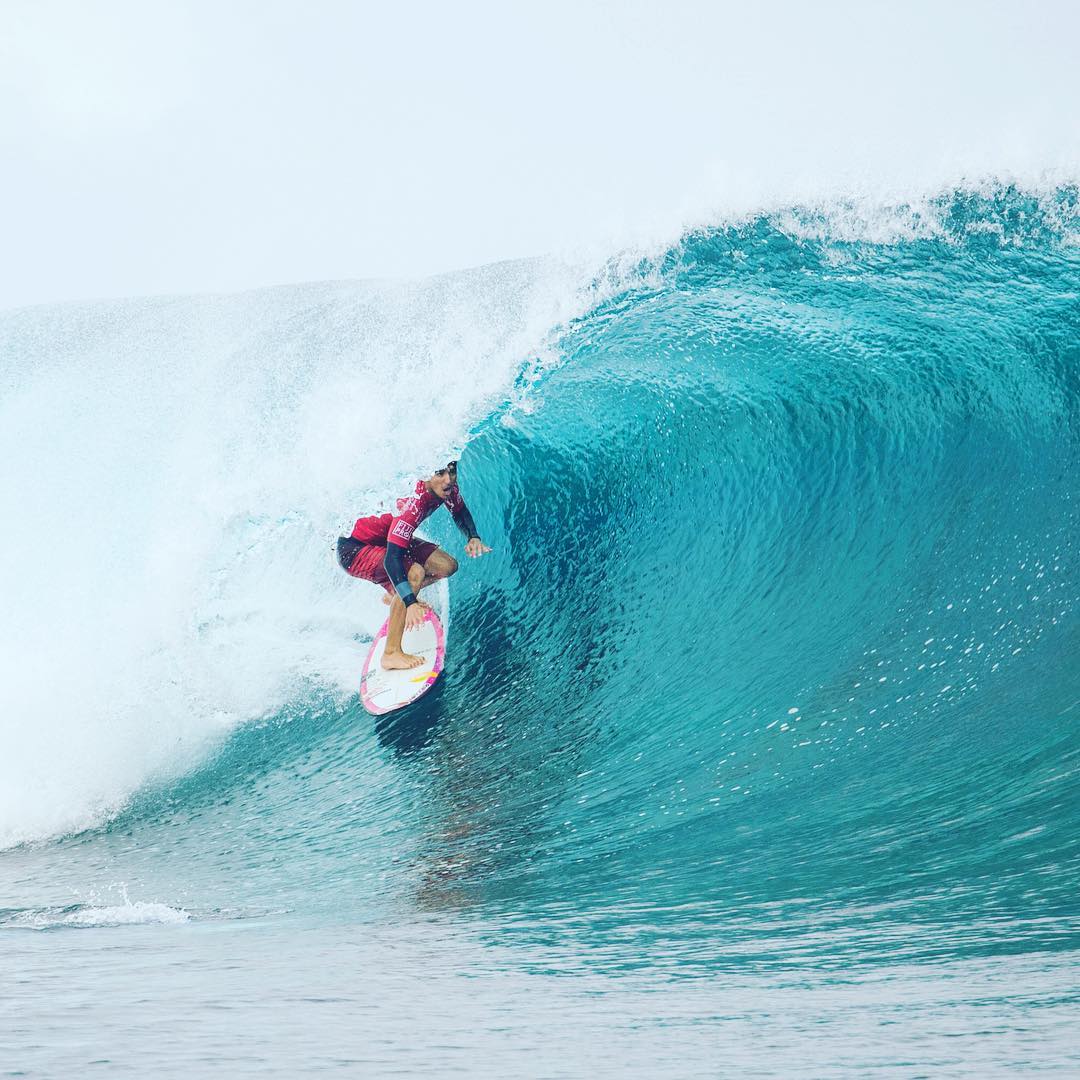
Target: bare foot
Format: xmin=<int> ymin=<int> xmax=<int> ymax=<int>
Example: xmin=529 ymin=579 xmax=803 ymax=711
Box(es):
xmin=381 ymin=650 xmax=426 ymax=671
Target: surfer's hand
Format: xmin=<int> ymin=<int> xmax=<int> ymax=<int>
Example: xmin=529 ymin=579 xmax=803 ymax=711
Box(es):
xmin=405 ymin=602 xmax=429 ymax=630
xmin=465 ymin=537 xmax=491 ymax=558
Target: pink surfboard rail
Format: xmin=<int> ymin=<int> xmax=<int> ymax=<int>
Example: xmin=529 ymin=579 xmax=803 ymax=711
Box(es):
xmin=360 ymin=608 xmax=446 ymax=715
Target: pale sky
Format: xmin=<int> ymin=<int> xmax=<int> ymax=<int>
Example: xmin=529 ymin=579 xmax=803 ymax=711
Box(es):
xmin=2 ymin=0 xmax=1078 ymax=309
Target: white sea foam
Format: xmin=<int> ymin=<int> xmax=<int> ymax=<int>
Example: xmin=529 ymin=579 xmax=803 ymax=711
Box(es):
xmin=3 ymin=901 xmax=191 ymax=930
xmin=0 ymin=258 xmax=605 ymax=848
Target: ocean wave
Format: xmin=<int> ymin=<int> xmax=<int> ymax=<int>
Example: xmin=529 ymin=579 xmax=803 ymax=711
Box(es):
xmin=1 ymin=184 xmax=1077 ymax=964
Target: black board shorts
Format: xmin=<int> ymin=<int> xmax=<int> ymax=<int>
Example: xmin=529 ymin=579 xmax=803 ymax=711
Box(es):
xmin=336 ymin=536 xmax=366 ymax=572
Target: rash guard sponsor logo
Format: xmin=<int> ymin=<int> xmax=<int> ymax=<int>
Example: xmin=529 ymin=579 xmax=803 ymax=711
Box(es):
xmin=352 ymin=478 xmax=474 ymax=548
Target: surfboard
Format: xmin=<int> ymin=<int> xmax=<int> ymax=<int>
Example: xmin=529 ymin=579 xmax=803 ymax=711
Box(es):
xmin=360 ymin=608 xmax=446 ymax=714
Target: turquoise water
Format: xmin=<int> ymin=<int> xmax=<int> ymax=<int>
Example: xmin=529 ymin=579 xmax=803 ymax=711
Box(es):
xmin=2 ymin=186 xmax=1079 ymax=1075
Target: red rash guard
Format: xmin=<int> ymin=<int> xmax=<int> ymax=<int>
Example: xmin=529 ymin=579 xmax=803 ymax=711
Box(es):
xmin=351 ymin=479 xmax=476 ymax=548
xmin=350 ymin=479 xmax=478 ymax=606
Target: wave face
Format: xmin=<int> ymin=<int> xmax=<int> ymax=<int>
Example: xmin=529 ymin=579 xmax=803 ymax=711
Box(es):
xmin=432 ymin=185 xmax=1080 ymax=963
xmin=456 ymin=186 xmax=1080 ymax=962
xmin=2 ymin=187 xmax=1079 ymax=1024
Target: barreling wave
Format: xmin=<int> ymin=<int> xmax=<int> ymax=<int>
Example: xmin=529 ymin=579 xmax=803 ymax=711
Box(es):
xmin=2 ymin=182 xmax=1078 ymax=968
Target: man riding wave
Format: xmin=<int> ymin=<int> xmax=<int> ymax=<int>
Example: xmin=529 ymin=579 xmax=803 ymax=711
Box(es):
xmin=337 ymin=460 xmax=491 ymax=670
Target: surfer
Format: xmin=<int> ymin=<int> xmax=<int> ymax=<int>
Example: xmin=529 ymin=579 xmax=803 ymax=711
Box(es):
xmin=337 ymin=461 xmax=491 ymax=670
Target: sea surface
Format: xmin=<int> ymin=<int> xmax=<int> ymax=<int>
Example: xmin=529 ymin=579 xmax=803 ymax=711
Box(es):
xmin=2 ymin=184 xmax=1079 ymax=1077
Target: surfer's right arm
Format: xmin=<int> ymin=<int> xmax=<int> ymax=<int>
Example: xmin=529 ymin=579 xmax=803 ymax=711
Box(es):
xmin=383 ymin=544 xmax=418 ymax=608
xmin=383 ymin=544 xmax=430 ymax=629
xmin=383 ymin=494 xmax=432 ymax=626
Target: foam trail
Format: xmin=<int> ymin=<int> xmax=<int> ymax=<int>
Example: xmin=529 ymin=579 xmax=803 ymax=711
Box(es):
xmin=2 ymin=902 xmax=191 ymax=931
xmin=0 ymin=260 xmax=597 ymax=848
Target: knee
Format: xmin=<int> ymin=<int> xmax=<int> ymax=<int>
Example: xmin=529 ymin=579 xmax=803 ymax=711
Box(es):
xmin=444 ymin=556 xmax=459 ymax=577
xmin=407 ymin=563 xmax=425 ymax=587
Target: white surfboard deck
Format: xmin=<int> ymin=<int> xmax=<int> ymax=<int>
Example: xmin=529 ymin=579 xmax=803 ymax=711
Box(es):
xmin=360 ymin=607 xmax=446 ymax=714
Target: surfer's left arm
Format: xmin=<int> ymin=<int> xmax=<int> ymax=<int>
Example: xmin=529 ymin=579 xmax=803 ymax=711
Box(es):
xmin=446 ymin=487 xmax=491 ymax=559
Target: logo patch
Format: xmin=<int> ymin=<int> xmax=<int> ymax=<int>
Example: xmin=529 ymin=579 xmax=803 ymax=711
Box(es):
xmin=391 ymin=519 xmax=414 ymax=542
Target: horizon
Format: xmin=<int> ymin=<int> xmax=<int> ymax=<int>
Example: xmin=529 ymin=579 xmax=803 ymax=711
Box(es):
xmin=2 ymin=0 xmax=1079 ymax=310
